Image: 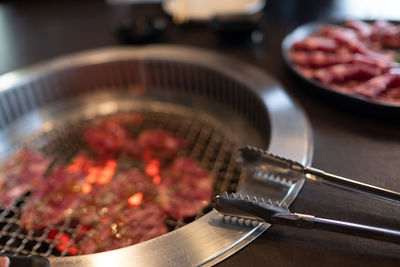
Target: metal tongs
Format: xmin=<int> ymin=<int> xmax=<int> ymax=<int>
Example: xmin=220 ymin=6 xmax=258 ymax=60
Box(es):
xmin=238 ymin=146 xmax=400 ymax=203
xmin=213 ymin=193 xmax=400 ymax=244
xmin=212 ymin=146 xmax=400 ymax=244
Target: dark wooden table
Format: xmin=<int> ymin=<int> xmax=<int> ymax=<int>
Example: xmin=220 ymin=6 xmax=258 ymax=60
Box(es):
xmin=1 ymin=0 xmax=399 ymax=266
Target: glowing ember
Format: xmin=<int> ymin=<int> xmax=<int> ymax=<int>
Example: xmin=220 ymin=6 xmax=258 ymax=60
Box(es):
xmin=145 ymin=159 xmax=160 ymax=176
xmin=96 ymin=160 xmax=117 ymax=185
xmin=85 ymin=168 xmax=99 ymax=184
xmin=81 ymin=183 xmax=93 ymax=194
xmin=68 ymin=156 xmax=92 ymax=172
xmin=152 ymin=175 xmax=161 ymax=185
xmin=85 ymin=160 xmax=117 ymax=185
xmin=128 ymin=192 xmax=143 ymax=208
xmin=77 ymin=226 xmax=91 ymax=238
xmin=47 ymin=230 xmax=77 ymax=255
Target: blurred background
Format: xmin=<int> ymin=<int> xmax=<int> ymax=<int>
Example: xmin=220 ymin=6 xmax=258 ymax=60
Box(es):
xmin=0 ymin=0 xmax=399 ymax=75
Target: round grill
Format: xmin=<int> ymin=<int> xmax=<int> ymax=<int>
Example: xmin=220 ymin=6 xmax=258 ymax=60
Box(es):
xmin=0 ymin=46 xmax=312 ymax=267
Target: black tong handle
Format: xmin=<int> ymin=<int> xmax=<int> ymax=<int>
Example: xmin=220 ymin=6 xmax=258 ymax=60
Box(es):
xmin=304 ymin=166 xmax=400 ymax=203
xmin=272 ymin=212 xmax=400 ymax=245
xmin=0 ymin=255 xmax=49 ymax=267
xmin=239 ymin=146 xmax=400 ymax=204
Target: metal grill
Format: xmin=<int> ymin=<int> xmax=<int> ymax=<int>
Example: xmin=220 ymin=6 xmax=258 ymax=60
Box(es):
xmin=0 ymin=47 xmax=312 ymax=267
xmin=0 ymin=103 xmax=243 ymax=257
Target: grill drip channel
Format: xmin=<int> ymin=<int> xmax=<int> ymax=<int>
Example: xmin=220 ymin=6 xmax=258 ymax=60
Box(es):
xmin=0 ymin=103 xmax=244 ymax=257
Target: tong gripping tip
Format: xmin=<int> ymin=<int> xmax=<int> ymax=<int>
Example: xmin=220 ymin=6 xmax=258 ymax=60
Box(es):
xmin=213 ymin=193 xmax=290 ymax=222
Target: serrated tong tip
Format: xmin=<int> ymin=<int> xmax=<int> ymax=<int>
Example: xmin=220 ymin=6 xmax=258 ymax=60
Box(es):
xmin=213 ymin=193 xmax=290 ymax=222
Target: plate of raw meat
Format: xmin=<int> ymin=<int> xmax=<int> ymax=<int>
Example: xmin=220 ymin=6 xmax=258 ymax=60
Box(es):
xmin=282 ymin=19 xmax=400 ymax=107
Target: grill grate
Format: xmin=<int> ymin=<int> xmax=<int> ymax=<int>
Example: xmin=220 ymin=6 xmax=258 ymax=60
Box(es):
xmin=0 ymin=105 xmax=243 ymax=257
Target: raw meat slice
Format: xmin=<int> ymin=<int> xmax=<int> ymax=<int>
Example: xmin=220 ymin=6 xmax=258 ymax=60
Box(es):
xmin=380 ymin=86 xmax=400 ymax=103
xmin=353 ymin=53 xmax=398 ymax=70
xmin=321 ymin=25 xmax=392 ymax=61
xmin=313 ymin=63 xmax=381 ymax=84
xmin=158 ymin=157 xmax=213 ymax=219
xmin=330 ymin=80 xmax=365 ymax=94
xmin=289 ymin=20 xmax=400 ymax=103
xmin=290 ymin=49 xmax=396 ymax=70
xmin=356 ymin=69 xmax=400 ymax=98
xmin=290 ymin=50 xmax=352 ymax=68
xmin=346 ymin=20 xmax=372 ymax=39
xmin=292 ymin=36 xmax=338 ymax=52
xmin=320 ymin=25 xmax=368 ymax=54
xmin=372 ymin=21 xmax=400 ymax=48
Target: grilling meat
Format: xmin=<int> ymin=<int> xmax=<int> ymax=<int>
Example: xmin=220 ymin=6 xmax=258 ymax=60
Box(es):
xmin=289 ymin=20 xmax=400 ymax=103
xmin=78 ymin=203 xmax=167 ymax=254
xmin=84 ymin=119 xmax=132 ymax=156
xmin=74 ymin=168 xmax=156 ymax=226
xmin=8 ymin=116 xmax=214 ymax=255
xmin=136 ymin=130 xmax=187 ymax=162
xmin=84 ymin=114 xmax=187 ymax=162
xmin=21 ymin=167 xmax=88 ymax=230
xmin=158 ymin=157 xmax=213 ymax=220
xmin=0 ymin=149 xmax=51 ymax=209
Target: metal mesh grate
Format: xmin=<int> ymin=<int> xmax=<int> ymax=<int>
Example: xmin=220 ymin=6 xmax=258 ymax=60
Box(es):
xmin=0 ymin=105 xmax=243 ymax=257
